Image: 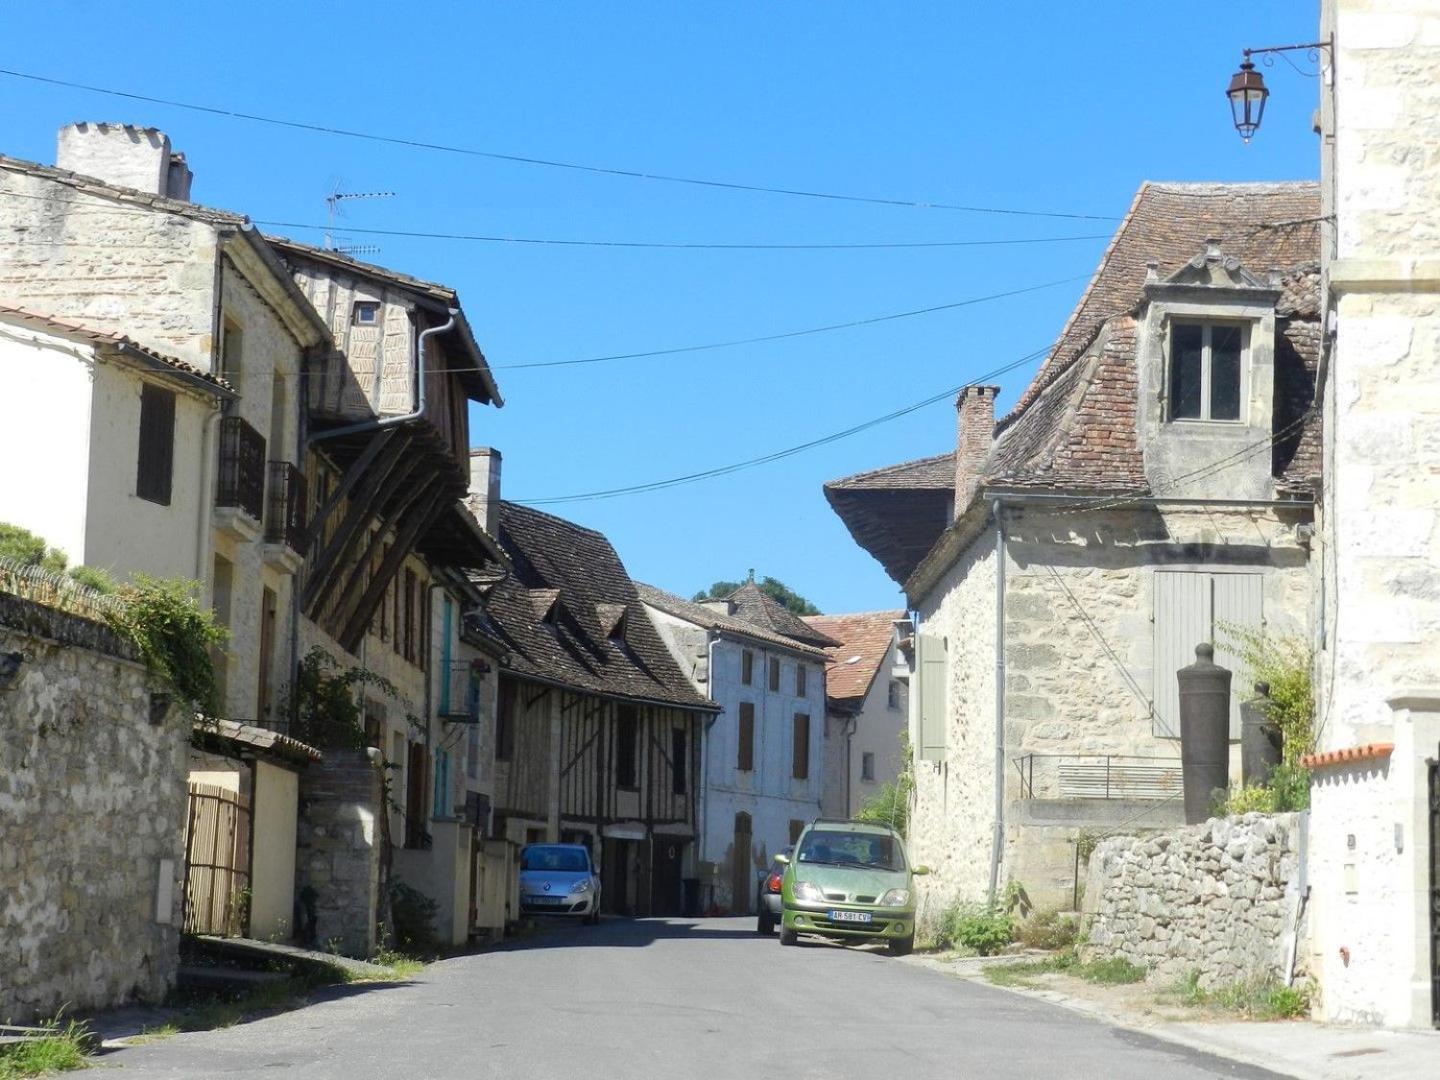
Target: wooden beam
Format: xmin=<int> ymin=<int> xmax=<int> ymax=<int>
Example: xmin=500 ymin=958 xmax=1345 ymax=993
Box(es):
xmin=337 ymin=484 xmax=448 ymax=652
xmin=304 ymin=427 xmax=398 ymax=550
xmin=303 ymin=431 xmax=418 ymax=613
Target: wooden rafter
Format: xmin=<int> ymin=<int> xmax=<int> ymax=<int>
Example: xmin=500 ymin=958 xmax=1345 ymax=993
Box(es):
xmin=337 ymin=483 xmax=449 ymax=652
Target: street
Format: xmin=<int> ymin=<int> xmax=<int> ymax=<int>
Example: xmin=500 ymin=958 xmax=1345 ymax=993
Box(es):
xmin=102 ymin=918 xmax=1289 ymax=1080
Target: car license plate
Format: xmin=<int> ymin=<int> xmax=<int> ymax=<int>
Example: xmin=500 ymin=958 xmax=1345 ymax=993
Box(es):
xmin=829 ymin=910 xmax=872 ymax=924
xmin=527 ymin=896 xmax=564 ymax=905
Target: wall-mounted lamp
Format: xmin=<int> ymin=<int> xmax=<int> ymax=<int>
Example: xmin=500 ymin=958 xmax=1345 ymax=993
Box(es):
xmin=0 ymin=651 xmax=23 ymax=691
xmin=1227 ymin=42 xmax=1331 ymax=142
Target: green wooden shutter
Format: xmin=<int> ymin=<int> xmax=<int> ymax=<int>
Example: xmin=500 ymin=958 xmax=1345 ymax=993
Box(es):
xmin=918 ymin=633 xmax=947 ymax=762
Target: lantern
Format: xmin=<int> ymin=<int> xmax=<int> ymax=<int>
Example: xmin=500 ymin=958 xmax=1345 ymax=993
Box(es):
xmin=1227 ymin=58 xmax=1269 ymax=142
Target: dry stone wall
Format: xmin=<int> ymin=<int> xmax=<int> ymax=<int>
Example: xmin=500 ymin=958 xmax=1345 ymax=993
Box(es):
xmin=0 ymin=594 xmax=188 ymax=1022
xmin=295 ymin=749 xmax=382 ymax=958
xmin=1082 ymin=813 xmax=1301 ymax=988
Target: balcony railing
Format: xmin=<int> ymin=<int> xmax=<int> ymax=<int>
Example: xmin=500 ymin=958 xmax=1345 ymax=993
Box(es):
xmin=216 ymin=416 xmax=267 ymax=521
xmin=265 ymin=461 xmax=308 ymax=550
xmin=438 ymin=659 xmax=485 ymax=723
xmin=1012 ymin=753 xmax=1183 ymax=802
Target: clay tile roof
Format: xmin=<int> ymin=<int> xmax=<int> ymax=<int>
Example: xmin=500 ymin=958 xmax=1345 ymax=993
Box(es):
xmin=801 ymin=610 xmax=903 ymax=710
xmin=0 ymin=305 xmax=235 ymax=396
xmin=1299 ymin=742 xmax=1394 ymax=771
xmin=635 ymin=583 xmax=830 ymax=659
xmin=472 ymin=503 xmax=716 ymax=711
xmin=195 ymin=719 xmax=323 ymax=764
xmin=720 ymin=581 xmax=840 ymax=649
xmin=824 ymin=180 xmax=1323 ymax=585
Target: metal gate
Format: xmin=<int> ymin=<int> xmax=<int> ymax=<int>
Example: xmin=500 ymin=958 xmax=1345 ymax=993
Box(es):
xmin=182 ymin=781 xmax=251 ymax=936
xmin=1429 ymin=757 xmax=1439 ymax=1028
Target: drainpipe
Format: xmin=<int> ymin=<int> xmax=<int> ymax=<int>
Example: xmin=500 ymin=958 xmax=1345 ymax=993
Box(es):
xmin=195 ymin=408 xmax=223 ymax=590
xmin=307 ymin=309 xmax=458 ymax=446
xmin=987 ymin=496 xmax=1007 ymax=906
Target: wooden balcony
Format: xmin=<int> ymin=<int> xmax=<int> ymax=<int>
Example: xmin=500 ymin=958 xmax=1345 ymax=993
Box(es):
xmin=264 ymin=461 xmax=308 ymax=551
xmin=216 ymin=416 xmax=267 ymax=521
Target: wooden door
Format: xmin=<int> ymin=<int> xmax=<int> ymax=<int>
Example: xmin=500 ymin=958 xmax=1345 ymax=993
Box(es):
xmin=730 ymin=812 xmax=752 ymax=915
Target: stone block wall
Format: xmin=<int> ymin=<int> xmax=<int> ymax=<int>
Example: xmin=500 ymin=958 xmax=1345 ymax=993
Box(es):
xmin=1082 ymin=813 xmax=1301 ymax=989
xmin=295 ymin=749 xmax=382 ymax=958
xmin=0 ymin=594 xmax=188 ymax=1022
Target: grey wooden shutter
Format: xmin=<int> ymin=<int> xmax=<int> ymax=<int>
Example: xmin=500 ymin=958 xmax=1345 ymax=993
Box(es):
xmin=917 ymin=633 xmax=947 ymax=762
xmin=135 ymin=383 xmax=176 ymax=505
xmin=1213 ymin=573 xmax=1264 ymax=739
xmin=1152 ymin=572 xmax=1212 ymax=738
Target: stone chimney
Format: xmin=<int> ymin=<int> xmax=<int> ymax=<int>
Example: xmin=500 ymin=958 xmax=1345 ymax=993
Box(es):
xmin=468 ymin=447 xmax=502 ymax=534
xmin=56 ymin=123 xmax=193 ymax=200
xmin=953 ymin=385 xmax=999 ymax=518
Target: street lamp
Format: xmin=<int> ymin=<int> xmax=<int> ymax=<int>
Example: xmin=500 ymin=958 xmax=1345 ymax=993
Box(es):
xmin=1227 ymin=58 xmax=1269 ymax=143
xmin=1226 ymin=42 xmax=1332 ymax=143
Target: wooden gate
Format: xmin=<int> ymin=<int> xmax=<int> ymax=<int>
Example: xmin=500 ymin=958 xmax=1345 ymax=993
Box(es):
xmin=183 ymin=781 xmax=252 ymax=936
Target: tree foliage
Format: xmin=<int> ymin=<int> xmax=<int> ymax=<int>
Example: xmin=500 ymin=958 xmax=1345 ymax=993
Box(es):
xmin=691 ymin=575 xmax=821 ymax=616
xmin=0 ymin=522 xmax=69 ymax=574
xmin=855 ymin=733 xmax=915 ymax=835
xmin=106 ymin=575 xmax=227 ymax=714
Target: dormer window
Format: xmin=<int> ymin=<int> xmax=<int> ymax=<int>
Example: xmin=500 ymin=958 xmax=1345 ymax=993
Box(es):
xmin=1169 ymin=321 xmax=1244 ymax=422
xmin=352 ymin=301 xmax=379 ymax=326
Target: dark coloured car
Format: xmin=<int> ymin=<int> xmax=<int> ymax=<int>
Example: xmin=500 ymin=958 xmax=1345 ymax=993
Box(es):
xmin=755 ymin=849 xmax=790 ymax=935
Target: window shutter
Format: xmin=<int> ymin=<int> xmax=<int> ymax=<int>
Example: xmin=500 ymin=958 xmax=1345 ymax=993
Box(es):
xmin=737 ymin=703 xmax=754 ymax=772
xmin=1152 ymin=572 xmax=1212 ymax=738
xmin=792 ymin=713 xmax=810 ymax=780
xmin=1213 ymin=574 xmax=1263 ymax=739
xmin=918 ymin=633 xmax=947 ymax=762
xmin=135 ymin=383 xmax=176 ymax=505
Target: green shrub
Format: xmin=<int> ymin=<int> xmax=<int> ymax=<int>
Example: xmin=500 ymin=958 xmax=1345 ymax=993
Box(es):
xmin=287 ymin=648 xmax=398 ymax=750
xmin=854 ymin=733 xmax=914 ymax=835
xmin=1218 ymin=762 xmax=1311 ymax=815
xmin=387 ymin=880 xmax=440 ymax=956
xmin=1164 ymin=972 xmax=1311 ymax=1019
xmin=937 ymin=903 xmax=1015 ymax=955
xmin=1077 ymin=956 xmax=1147 ymax=984
xmin=67 ymin=564 xmax=118 ymax=594
xmin=106 ymin=575 xmax=226 ymax=714
xmin=1017 ymin=909 xmax=1079 ymax=951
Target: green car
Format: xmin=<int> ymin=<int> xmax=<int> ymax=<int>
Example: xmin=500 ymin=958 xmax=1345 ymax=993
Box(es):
xmin=777 ymin=819 xmax=928 ymax=956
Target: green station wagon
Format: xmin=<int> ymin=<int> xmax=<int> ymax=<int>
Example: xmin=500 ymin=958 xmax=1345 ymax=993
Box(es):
xmin=777 ymin=819 xmax=927 ymax=956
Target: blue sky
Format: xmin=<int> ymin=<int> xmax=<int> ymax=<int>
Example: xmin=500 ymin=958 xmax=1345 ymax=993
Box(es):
xmin=0 ymin=2 xmax=1319 ymax=612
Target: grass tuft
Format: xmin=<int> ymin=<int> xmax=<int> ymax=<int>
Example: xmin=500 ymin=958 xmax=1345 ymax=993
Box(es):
xmin=0 ymin=1021 xmax=91 ymax=1078
xmin=984 ymin=949 xmax=1146 ymax=989
xmin=1162 ymin=970 xmax=1311 ymax=1020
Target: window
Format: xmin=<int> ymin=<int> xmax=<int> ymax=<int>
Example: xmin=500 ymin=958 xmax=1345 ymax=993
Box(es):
xmin=887 ymin=679 xmax=903 ymax=710
xmin=768 ymin=657 xmax=780 ymax=692
xmin=1169 ymin=322 xmax=1244 ymax=422
xmin=789 ymin=819 xmax=805 ymax=845
xmin=671 ymin=728 xmax=687 ymax=795
xmin=741 ymin=650 xmax=754 ymax=685
xmin=792 ymin=713 xmax=810 ymax=780
xmin=615 ymin=706 xmax=639 ymax=789
xmin=737 ymin=702 xmax=755 ymax=772
xmin=352 ymin=301 xmax=379 ymax=325
xmin=136 ymin=383 xmax=175 ymax=505
xmin=861 ymin=752 xmax=876 ymax=782
xmin=796 ymin=664 xmax=807 ymax=697
xmin=495 ymin=679 xmax=516 ymax=762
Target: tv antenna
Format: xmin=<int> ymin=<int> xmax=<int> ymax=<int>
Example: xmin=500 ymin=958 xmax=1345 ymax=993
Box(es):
xmin=324 ymin=188 xmax=394 ymax=252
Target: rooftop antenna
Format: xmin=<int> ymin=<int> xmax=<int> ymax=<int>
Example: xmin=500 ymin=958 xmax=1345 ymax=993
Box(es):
xmin=323 ymin=187 xmax=394 ymax=251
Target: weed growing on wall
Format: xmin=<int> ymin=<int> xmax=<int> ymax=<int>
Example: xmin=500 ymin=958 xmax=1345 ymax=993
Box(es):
xmin=855 ymin=732 xmax=915 ymax=835
xmin=1216 ymin=627 xmax=1315 ymax=814
xmin=106 ymin=575 xmax=226 ymax=714
xmin=287 ymin=647 xmax=398 ymax=749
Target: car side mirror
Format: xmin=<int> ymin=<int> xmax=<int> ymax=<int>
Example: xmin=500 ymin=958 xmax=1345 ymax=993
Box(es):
xmin=774 ymin=853 xmax=790 ymax=865
xmin=912 ymin=865 xmax=931 ymax=876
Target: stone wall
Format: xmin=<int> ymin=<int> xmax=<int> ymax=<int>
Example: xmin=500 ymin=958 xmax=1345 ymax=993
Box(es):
xmin=1083 ymin=813 xmax=1301 ymax=989
xmin=295 ymin=749 xmax=382 ymax=958
xmin=0 ymin=594 xmax=188 ymax=1022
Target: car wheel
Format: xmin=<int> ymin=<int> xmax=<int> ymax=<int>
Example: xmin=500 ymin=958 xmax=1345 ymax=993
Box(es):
xmin=779 ymin=924 xmax=798 ymax=947
xmin=757 ymin=909 xmax=775 ymax=936
xmin=887 ymin=935 xmax=914 ymax=957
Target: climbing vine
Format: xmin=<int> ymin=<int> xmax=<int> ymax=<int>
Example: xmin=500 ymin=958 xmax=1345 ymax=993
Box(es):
xmin=105 ymin=575 xmax=227 ymax=715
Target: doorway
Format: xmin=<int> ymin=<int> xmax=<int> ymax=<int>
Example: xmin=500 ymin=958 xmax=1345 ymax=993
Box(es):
xmin=601 ymin=837 xmax=638 ymax=916
xmin=651 ymin=838 xmax=684 ymax=916
xmin=730 ymin=812 xmax=753 ymax=915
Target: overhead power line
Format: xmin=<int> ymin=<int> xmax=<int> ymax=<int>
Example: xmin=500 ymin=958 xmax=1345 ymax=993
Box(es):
xmin=0 ymin=67 xmax=1119 ymax=222
xmin=516 ymin=347 xmax=1050 ymax=505
xmin=493 ymin=275 xmax=1090 ymax=371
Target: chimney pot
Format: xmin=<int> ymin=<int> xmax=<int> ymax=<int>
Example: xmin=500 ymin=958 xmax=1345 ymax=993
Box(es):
xmin=468 ymin=447 xmax=502 ymax=534
xmin=954 ymin=385 xmax=999 ymax=518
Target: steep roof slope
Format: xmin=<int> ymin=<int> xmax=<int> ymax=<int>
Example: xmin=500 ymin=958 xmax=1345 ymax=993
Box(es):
xmin=720 ymin=580 xmax=840 ymax=649
xmin=802 ymin=611 xmax=904 ymax=711
xmin=474 ymin=503 xmax=716 ymax=711
xmin=635 ymin=583 xmax=830 ymax=659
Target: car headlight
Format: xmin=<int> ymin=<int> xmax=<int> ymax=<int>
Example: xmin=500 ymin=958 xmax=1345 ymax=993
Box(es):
xmin=879 ymin=889 xmax=911 ymax=907
xmin=793 ymin=880 xmax=824 ymax=902
xmin=571 ymin=879 xmax=593 ymax=894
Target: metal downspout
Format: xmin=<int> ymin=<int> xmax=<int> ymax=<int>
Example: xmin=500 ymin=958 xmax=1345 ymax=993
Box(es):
xmin=987 ymin=497 xmax=1007 ymax=905
xmin=307 ymin=309 xmax=458 ymax=446
xmin=195 ymin=409 xmax=223 ymax=590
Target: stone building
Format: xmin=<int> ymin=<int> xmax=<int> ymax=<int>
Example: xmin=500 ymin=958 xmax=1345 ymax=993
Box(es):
xmin=1302 ymin=0 xmax=1440 ymax=1029
xmin=827 ymin=181 xmax=1322 ymax=918
xmin=638 ymin=582 xmax=832 ymax=913
xmin=801 ymin=610 xmax=909 ymax=821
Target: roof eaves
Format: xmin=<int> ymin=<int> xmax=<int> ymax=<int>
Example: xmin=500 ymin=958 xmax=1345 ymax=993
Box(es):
xmin=904 ymin=495 xmax=996 ymax=604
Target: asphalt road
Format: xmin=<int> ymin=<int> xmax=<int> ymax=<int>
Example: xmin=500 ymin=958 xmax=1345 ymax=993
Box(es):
xmin=100 ymin=917 xmax=1290 ymax=1080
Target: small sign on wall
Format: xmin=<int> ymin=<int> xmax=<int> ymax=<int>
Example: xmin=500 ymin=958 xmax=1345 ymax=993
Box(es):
xmin=155 ymin=858 xmax=175 ymax=925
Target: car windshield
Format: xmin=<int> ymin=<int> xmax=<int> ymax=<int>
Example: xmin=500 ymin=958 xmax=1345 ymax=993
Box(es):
xmin=522 ymin=847 xmax=589 ymax=872
xmin=797 ymin=830 xmax=905 ymax=871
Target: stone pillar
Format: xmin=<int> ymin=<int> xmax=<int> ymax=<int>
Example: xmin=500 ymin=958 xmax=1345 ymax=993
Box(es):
xmin=295 ymin=749 xmax=383 ymax=957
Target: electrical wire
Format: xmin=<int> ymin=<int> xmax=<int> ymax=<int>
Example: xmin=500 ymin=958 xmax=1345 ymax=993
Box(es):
xmin=0 ymin=67 xmax=1119 ymax=222
xmin=493 ymin=276 xmax=1091 ymax=371
xmin=515 ymin=347 xmax=1050 ymax=506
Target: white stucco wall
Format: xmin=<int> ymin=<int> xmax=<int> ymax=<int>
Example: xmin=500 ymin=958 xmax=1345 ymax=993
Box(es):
xmin=250 ymin=760 xmax=299 ymax=941
xmin=0 ymin=322 xmax=96 ymax=563
xmin=847 ymin=635 xmax=908 ymax=816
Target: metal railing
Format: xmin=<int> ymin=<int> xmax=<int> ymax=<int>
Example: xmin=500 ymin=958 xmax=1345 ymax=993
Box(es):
xmin=216 ymin=416 xmax=267 ymax=521
xmin=1012 ymin=753 xmax=1183 ymax=801
xmin=264 ymin=461 xmax=308 ymax=550
xmin=439 ymin=660 xmax=483 ymax=722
